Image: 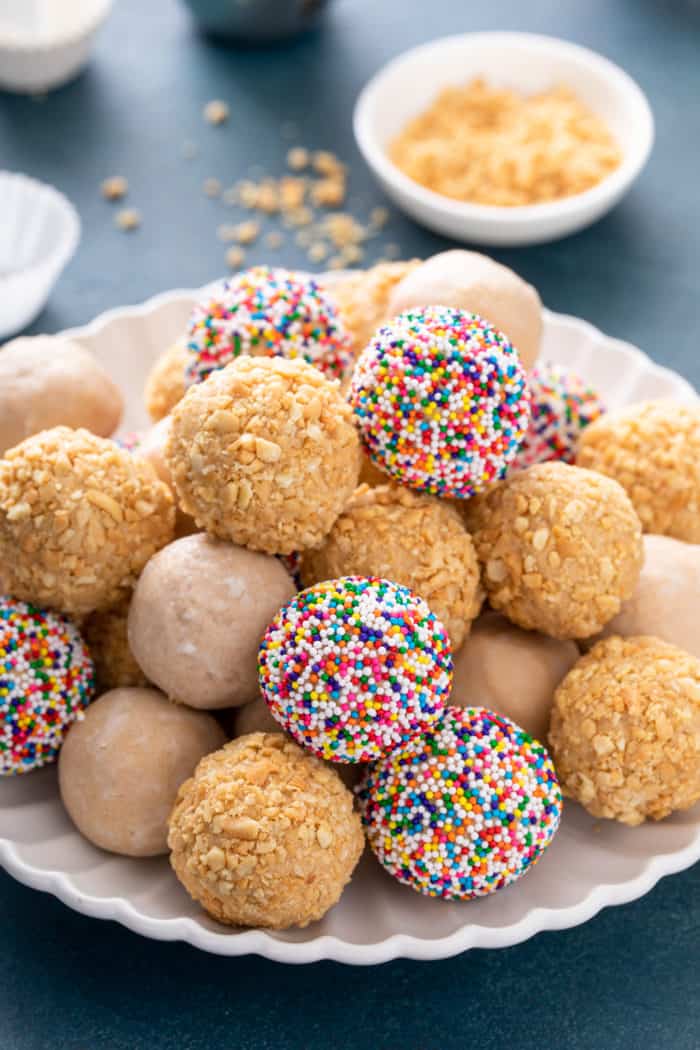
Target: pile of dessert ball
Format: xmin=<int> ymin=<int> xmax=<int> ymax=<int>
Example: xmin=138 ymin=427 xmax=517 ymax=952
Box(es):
xmin=2 ymin=250 xmax=700 ymax=931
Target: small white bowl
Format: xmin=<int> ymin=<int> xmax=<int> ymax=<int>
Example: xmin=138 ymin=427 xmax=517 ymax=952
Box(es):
xmin=0 ymin=172 xmax=81 ymax=339
xmin=353 ymin=32 xmax=654 ymax=247
xmin=0 ymin=0 xmax=112 ymax=94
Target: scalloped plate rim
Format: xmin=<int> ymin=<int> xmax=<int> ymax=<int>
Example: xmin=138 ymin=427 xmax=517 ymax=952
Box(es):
xmin=1 ymin=282 xmax=698 ymax=965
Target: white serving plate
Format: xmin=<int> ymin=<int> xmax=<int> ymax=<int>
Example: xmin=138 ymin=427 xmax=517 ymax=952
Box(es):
xmin=354 ymin=33 xmax=654 ymax=247
xmin=0 ymin=286 xmax=698 ymax=964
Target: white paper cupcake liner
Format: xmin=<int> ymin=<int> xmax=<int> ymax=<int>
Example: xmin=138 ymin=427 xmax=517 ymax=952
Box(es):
xmin=0 ymin=171 xmax=81 ymax=339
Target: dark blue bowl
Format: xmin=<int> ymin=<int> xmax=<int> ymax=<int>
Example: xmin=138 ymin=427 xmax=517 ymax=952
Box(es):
xmin=180 ymin=0 xmax=330 ymax=42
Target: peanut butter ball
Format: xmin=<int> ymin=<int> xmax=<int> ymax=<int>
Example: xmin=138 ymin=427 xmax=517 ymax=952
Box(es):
xmin=300 ymin=484 xmax=483 ymax=649
xmin=0 ymin=427 xmax=175 ymax=616
xmin=328 ymin=260 xmax=420 ymax=355
xmin=451 ymin=611 xmax=579 ymax=741
xmin=463 ymin=462 xmax=643 ymax=639
xmin=144 ymin=340 xmax=188 ymax=422
xmin=59 ymin=687 xmax=226 ymax=856
xmin=136 ymin=417 xmax=197 ymax=539
xmin=0 ymin=335 xmax=123 ymax=455
xmin=598 ymin=534 xmax=700 ymax=657
xmin=549 ymin=636 xmax=700 ymax=825
xmin=387 ymin=250 xmax=542 ymax=369
xmin=232 ymin=694 xmax=279 ymax=737
xmin=358 ymin=453 xmax=388 ymax=488
xmin=83 ymin=593 xmax=149 ymax=692
xmin=168 ymin=733 xmax=364 ymax=929
xmin=230 ymin=698 xmax=363 ymax=789
xmin=128 ymin=533 xmax=295 ymax=709
xmin=167 ymin=356 xmax=361 ymax=554
xmin=577 ymin=400 xmax=700 ymax=542
xmin=135 ymin=417 xmax=173 ymax=487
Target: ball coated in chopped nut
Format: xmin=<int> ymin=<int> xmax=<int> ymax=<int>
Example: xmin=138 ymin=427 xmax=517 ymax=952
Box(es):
xmin=59 ymin=687 xmax=226 ymax=856
xmin=167 ymin=356 xmax=361 ymax=554
xmin=144 ymin=340 xmax=188 ymax=422
xmin=300 ymin=484 xmax=483 ymax=649
xmin=328 ymin=260 xmax=420 ymax=355
xmin=168 ymin=733 xmax=364 ymax=928
xmin=463 ymin=462 xmax=643 ymax=639
xmin=549 ymin=635 xmax=700 ymax=825
xmin=83 ymin=594 xmax=149 ymax=692
xmin=577 ymin=400 xmax=700 ymax=542
xmin=0 ymin=427 xmax=175 ymax=616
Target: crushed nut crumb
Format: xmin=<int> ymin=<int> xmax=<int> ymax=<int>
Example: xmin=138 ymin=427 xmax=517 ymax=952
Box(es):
xmin=287 ymin=146 xmax=310 ymax=171
xmin=225 ymin=246 xmax=246 ymax=269
xmin=203 ymin=99 xmax=230 ymax=125
xmin=307 ymin=242 xmax=329 ymax=263
xmin=234 ymin=220 xmax=260 ymax=245
xmin=101 ymin=176 xmax=128 ymax=201
xmin=203 ymin=177 xmax=222 ymax=198
xmin=115 ymin=208 xmax=141 ymax=231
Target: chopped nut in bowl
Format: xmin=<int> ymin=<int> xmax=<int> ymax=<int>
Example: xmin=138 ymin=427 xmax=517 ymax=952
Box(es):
xmin=354 ymin=32 xmax=653 ymax=245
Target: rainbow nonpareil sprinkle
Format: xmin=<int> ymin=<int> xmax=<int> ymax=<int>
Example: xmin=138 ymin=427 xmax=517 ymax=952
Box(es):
xmin=0 ymin=597 xmax=95 ymax=775
xmin=114 ymin=432 xmax=142 ymax=453
xmin=258 ymin=576 xmax=452 ymax=763
xmin=184 ymin=266 xmax=353 ymax=386
xmin=513 ymin=362 xmax=605 ymax=471
xmin=359 ymin=706 xmax=562 ymax=899
xmin=349 ymin=308 xmax=531 ymax=498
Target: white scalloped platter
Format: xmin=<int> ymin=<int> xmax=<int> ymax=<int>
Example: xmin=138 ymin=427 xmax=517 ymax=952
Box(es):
xmin=1 ymin=285 xmax=699 ymax=965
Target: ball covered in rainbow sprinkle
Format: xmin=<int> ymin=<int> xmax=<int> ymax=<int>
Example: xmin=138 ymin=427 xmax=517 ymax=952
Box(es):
xmin=258 ymin=576 xmax=452 ymax=763
xmin=359 ymin=706 xmax=562 ymax=899
xmin=512 ymin=362 xmax=606 ymax=472
xmin=184 ymin=266 xmax=353 ymax=386
xmin=349 ymin=307 xmax=531 ymax=498
xmin=1 ymin=597 xmax=95 ymax=776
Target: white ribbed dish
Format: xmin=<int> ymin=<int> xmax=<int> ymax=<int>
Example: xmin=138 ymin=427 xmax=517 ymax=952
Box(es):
xmin=0 ymin=0 xmax=113 ymax=93
xmin=0 ymin=172 xmax=81 ymax=339
xmin=0 ymin=286 xmax=698 ymax=964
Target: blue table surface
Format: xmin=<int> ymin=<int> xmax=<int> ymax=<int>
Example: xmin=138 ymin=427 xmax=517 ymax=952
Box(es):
xmin=2 ymin=0 xmax=700 ymax=1047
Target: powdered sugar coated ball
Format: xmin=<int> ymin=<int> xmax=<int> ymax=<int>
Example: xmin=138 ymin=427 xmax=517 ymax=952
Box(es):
xmin=258 ymin=576 xmax=452 ymax=763
xmin=349 ymin=308 xmax=531 ymax=498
